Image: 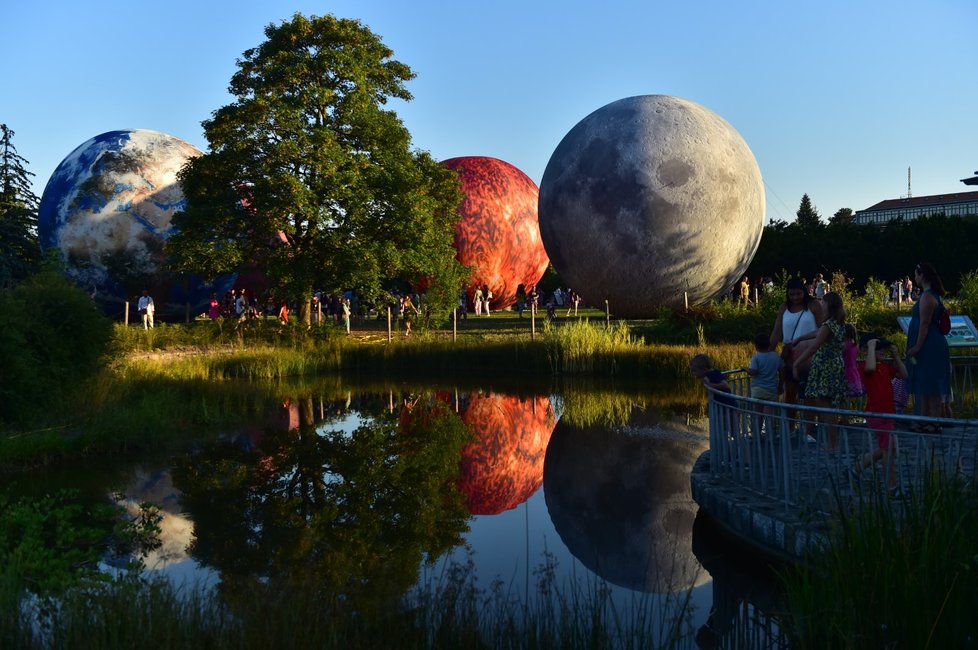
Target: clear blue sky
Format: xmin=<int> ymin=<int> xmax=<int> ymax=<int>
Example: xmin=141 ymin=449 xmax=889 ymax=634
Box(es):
xmin=4 ymin=0 xmax=977 ymax=223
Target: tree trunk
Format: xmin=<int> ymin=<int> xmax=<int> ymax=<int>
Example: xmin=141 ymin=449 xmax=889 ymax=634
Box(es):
xmin=300 ymin=288 xmax=312 ymax=327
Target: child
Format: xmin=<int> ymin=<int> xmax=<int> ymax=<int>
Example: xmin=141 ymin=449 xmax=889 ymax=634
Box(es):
xmin=692 ymin=353 xmax=742 ymax=464
xmin=691 ymin=353 xmax=734 ymax=402
xmin=849 ymin=333 xmax=908 ymax=494
xmin=746 ymin=332 xmax=783 ymax=436
xmin=746 ymin=332 xmax=782 ymax=402
xmin=843 ymin=324 xmax=864 ymax=403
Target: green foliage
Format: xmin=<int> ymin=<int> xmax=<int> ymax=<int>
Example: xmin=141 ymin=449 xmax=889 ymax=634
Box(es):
xmin=829 ymin=207 xmax=853 ymax=225
xmin=958 ymin=269 xmax=978 ymax=318
xmin=170 ymin=13 xmax=465 ymax=323
xmin=748 ymin=214 xmax=978 ymax=295
xmin=0 ymin=271 xmax=112 ymax=427
xmin=0 ymin=490 xmax=160 ymax=596
xmin=780 ymin=472 xmax=978 ymax=647
xmin=795 ymin=193 xmax=822 ymax=229
xmin=544 ymin=318 xmax=643 ymax=374
xmin=0 ymin=124 xmax=40 ymax=288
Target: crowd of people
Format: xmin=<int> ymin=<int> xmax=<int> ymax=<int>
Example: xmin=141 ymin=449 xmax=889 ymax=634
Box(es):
xmin=696 ymin=262 xmax=953 ymax=495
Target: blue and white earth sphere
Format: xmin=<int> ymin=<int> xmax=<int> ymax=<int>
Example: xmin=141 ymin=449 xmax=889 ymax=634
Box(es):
xmin=38 ymin=129 xmax=231 ymax=315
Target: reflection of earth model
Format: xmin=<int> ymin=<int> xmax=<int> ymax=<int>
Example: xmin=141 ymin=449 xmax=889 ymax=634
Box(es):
xmin=538 ymin=95 xmax=764 ymax=316
xmin=37 ymin=129 xmax=230 ymax=315
xmin=543 ymin=414 xmax=709 ymax=593
xmin=442 ymin=157 xmax=550 ymax=309
xmin=456 ymin=393 xmax=556 ymax=515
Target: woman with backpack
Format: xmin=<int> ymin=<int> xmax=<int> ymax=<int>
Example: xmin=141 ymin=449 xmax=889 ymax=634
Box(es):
xmin=906 ymin=262 xmax=951 ymax=431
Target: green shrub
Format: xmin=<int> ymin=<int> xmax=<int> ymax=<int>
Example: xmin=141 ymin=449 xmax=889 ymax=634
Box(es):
xmin=0 ymin=272 xmax=112 ymax=427
xmin=958 ymin=269 xmax=978 ymax=319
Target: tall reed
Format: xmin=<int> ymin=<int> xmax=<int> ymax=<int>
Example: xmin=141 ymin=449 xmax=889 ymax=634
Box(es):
xmin=7 ymin=557 xmax=700 ymax=650
xmin=779 ymin=470 xmax=978 ymax=647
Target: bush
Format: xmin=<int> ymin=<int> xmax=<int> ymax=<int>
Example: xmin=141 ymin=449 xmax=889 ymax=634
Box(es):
xmin=958 ymin=269 xmax=978 ymax=319
xmin=0 ymin=272 xmax=112 ymax=427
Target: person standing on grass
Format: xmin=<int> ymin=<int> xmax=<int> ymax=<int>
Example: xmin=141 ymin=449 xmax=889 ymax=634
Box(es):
xmin=516 ymin=283 xmax=526 ymax=318
xmin=473 ymin=285 xmax=484 ymax=317
xmin=849 ymin=334 xmax=908 ymax=494
xmin=342 ymin=298 xmax=351 ymax=334
xmin=137 ymin=290 xmax=155 ymax=329
xmin=208 ymin=292 xmax=220 ymax=320
xmin=483 ymin=284 xmax=493 ymax=316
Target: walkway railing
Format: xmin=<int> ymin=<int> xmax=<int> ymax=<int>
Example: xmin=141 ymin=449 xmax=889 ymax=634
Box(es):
xmin=705 ymin=357 xmax=978 ymax=512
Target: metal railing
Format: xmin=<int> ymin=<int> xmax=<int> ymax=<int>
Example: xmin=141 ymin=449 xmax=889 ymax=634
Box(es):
xmin=705 ymin=357 xmax=978 ymax=512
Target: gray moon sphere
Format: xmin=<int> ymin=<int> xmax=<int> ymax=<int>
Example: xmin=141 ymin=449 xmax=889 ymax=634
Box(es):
xmin=538 ymin=95 xmax=764 ymax=315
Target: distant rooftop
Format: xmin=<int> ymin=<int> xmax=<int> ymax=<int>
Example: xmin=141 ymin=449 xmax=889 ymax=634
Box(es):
xmin=860 ymin=191 xmax=978 ymax=212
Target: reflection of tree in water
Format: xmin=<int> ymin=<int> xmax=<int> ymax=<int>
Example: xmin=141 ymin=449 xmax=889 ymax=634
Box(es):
xmin=171 ymin=394 xmax=471 ymax=613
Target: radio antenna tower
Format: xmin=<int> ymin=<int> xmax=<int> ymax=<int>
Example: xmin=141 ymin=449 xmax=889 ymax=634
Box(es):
xmin=907 ymin=166 xmax=912 ymax=198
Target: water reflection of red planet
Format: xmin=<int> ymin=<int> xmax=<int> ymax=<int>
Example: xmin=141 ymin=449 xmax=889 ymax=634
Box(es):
xmin=455 ymin=393 xmax=556 ymax=515
xmin=442 ymin=157 xmax=550 ymax=309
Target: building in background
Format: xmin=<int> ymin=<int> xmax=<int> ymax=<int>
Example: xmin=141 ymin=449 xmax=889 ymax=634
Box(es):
xmin=853 ymin=171 xmax=978 ymax=225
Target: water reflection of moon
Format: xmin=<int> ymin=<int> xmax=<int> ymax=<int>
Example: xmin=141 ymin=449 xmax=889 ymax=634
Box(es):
xmin=543 ymin=418 xmax=709 ymax=592
xmin=456 ymin=393 xmax=556 ymax=515
xmin=118 ymin=469 xmax=193 ymax=569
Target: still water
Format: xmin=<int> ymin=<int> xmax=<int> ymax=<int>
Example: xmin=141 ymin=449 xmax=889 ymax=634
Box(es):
xmin=16 ymin=381 xmax=785 ymax=646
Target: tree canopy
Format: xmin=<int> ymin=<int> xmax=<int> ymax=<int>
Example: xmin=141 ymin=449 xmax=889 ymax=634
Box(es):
xmin=0 ymin=124 xmax=40 ymax=287
xmin=747 ymin=214 xmax=978 ymax=294
xmin=830 ymin=207 xmax=854 ymax=225
xmin=169 ymin=13 xmax=466 ymax=323
xmin=795 ymin=193 xmax=821 ymax=229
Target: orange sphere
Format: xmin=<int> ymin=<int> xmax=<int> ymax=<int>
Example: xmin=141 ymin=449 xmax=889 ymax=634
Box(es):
xmin=443 ymin=157 xmax=550 ymax=309
xmin=456 ymin=393 xmax=556 ymax=515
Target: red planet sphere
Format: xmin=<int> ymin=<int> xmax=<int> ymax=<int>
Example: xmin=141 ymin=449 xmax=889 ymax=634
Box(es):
xmin=442 ymin=157 xmax=550 ymax=309
xmin=455 ymin=392 xmax=556 ymax=515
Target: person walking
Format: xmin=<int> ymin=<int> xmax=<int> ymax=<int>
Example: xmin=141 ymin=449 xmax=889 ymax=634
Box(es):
xmin=137 ymin=289 xmax=155 ymax=329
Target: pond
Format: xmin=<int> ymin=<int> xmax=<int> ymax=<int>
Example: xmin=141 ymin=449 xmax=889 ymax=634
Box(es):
xmin=9 ymin=379 xmax=786 ymax=647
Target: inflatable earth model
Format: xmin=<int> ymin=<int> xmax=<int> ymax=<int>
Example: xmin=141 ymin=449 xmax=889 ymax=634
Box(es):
xmin=538 ymin=95 xmax=765 ymax=315
xmin=442 ymin=157 xmax=550 ymax=309
xmin=38 ymin=129 xmax=232 ymax=317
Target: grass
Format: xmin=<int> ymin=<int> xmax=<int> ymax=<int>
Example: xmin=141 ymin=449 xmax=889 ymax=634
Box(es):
xmin=0 ymin=552 xmax=701 ymax=650
xmin=778 ymin=469 xmax=978 ymax=647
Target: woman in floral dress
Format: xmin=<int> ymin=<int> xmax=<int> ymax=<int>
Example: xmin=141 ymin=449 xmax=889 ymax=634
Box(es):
xmin=792 ymin=291 xmax=847 ymax=449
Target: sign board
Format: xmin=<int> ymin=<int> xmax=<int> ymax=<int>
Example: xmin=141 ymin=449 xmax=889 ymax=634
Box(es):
xmin=896 ymin=314 xmax=978 ymax=348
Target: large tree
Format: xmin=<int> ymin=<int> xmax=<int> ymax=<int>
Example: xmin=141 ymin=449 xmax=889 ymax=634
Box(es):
xmin=829 ymin=207 xmax=854 ymax=226
xmin=0 ymin=124 xmax=40 ymax=287
xmin=795 ymin=193 xmax=822 ymax=229
xmin=169 ymin=13 xmax=466 ymax=324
